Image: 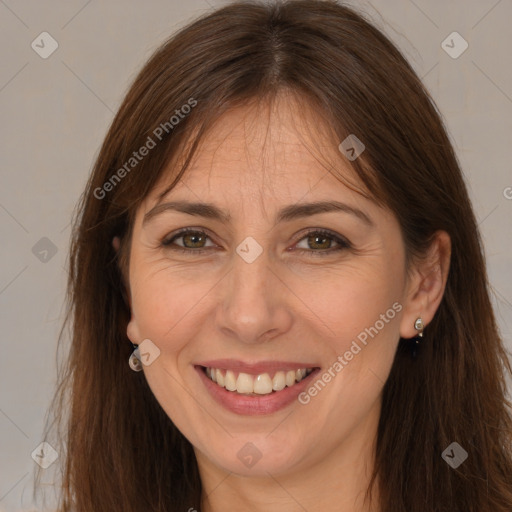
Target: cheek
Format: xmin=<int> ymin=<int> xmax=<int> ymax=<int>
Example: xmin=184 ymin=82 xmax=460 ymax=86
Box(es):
xmin=294 ymin=285 xmax=403 ymax=443
xmin=297 ymin=256 xmax=405 ymax=412
xmin=298 ymin=260 xmax=404 ymax=351
xmin=127 ymin=262 xmax=214 ymax=349
xmin=129 ymin=251 xmax=207 ymax=342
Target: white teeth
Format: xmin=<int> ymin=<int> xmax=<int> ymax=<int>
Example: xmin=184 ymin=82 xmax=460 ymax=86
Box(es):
xmin=272 ymin=371 xmax=286 ymax=391
xmin=236 ymin=373 xmax=254 ymax=393
xmin=254 ymin=373 xmax=273 ymax=394
xmin=205 ymin=366 xmax=314 ymax=395
xmin=224 ymin=370 xmax=237 ymax=391
xmin=285 ymin=370 xmax=296 ymax=387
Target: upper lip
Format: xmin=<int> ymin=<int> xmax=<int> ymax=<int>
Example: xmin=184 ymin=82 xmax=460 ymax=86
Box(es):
xmin=195 ymin=359 xmax=320 ymax=375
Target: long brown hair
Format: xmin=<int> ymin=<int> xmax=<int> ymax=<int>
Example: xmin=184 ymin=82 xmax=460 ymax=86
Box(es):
xmin=35 ymin=1 xmax=512 ymax=510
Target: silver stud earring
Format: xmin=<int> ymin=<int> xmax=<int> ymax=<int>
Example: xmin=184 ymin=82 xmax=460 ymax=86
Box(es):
xmin=129 ymin=344 xmax=143 ymax=372
xmin=414 ymin=317 xmax=424 ymax=339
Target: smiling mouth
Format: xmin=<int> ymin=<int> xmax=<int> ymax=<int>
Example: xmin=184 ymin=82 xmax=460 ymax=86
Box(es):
xmin=200 ymin=366 xmax=318 ymax=396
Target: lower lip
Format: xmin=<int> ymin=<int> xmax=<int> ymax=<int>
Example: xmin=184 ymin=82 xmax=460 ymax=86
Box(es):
xmin=195 ymin=365 xmax=320 ymax=415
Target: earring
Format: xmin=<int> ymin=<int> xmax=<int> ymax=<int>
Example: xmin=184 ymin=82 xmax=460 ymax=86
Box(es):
xmin=129 ymin=343 xmax=143 ymax=372
xmin=414 ymin=317 xmax=424 ymax=338
xmin=411 ymin=317 xmax=424 ymax=359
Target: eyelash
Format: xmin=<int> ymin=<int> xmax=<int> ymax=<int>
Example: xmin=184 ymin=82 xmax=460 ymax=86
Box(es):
xmin=161 ymin=228 xmax=351 ymax=257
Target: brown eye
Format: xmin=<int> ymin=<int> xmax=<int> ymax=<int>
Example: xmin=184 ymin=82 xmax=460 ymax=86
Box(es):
xmin=305 ymin=233 xmax=332 ymax=250
xmin=161 ymin=228 xmax=350 ymax=257
xmin=162 ymin=229 xmax=215 ymax=253
xmin=180 ymin=231 xmax=208 ymax=249
xmin=294 ymin=229 xmax=351 ymax=256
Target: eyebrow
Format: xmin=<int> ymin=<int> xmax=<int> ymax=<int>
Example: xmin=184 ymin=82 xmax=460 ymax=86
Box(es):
xmin=143 ymin=200 xmax=373 ymax=227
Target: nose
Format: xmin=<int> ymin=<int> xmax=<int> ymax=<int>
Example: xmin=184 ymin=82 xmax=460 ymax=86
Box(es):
xmin=215 ymin=245 xmax=293 ymax=345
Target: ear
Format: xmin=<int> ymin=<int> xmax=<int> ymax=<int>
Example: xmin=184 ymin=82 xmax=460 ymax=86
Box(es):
xmin=112 ymin=235 xmax=133 ymax=311
xmin=112 ymin=236 xmax=121 ymax=252
xmin=399 ymin=230 xmax=451 ymax=338
xmin=111 ymin=235 xmax=138 ymax=345
xmin=126 ymin=315 xmax=141 ymax=345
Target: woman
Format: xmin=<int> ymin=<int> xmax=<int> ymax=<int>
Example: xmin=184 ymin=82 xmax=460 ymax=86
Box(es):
xmin=36 ymin=1 xmax=512 ymax=511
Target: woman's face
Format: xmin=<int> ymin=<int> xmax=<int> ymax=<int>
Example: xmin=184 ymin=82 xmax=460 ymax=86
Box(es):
xmin=126 ymin=94 xmax=416 ymax=478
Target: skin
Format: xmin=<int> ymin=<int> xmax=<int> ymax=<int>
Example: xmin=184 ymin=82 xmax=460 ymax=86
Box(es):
xmin=122 ymin=91 xmax=451 ymax=512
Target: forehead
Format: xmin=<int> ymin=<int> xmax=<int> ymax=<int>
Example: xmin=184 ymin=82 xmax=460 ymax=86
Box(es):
xmin=147 ymin=92 xmax=369 ymax=208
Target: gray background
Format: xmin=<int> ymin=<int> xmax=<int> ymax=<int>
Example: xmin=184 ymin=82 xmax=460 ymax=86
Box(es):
xmin=1 ymin=1 xmax=511 ymax=510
